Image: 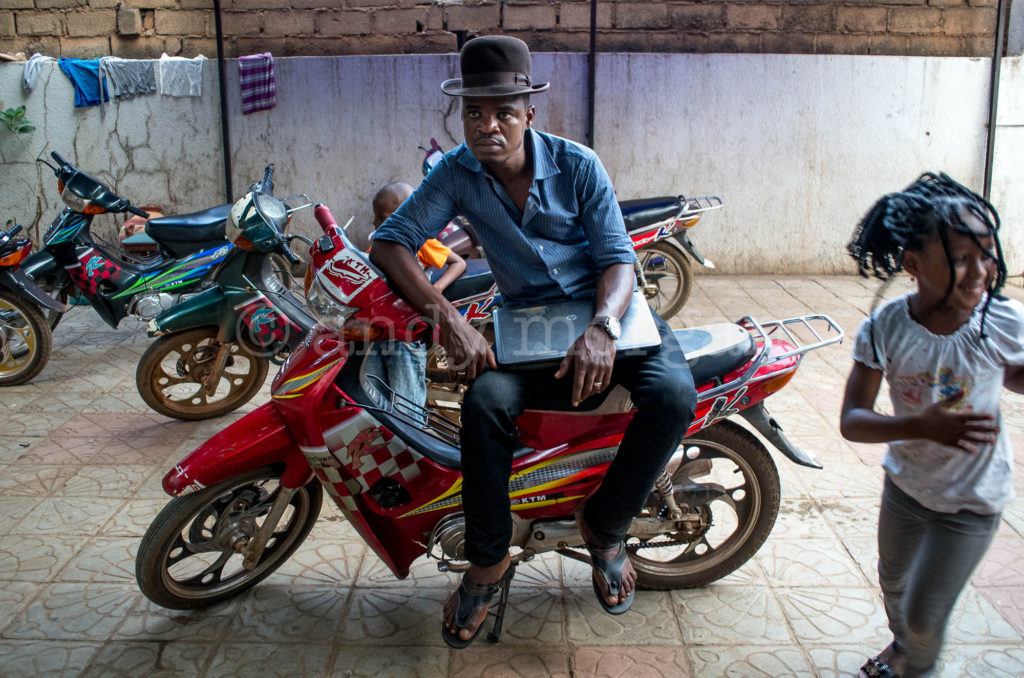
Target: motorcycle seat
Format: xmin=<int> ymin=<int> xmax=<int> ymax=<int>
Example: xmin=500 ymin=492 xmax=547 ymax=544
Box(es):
xmin=432 ymin=258 xmax=496 ymax=303
xmin=674 ymin=323 xmax=757 ymax=385
xmin=146 ymin=204 xmax=232 ymax=258
xmin=620 ymin=196 xmax=682 ymax=233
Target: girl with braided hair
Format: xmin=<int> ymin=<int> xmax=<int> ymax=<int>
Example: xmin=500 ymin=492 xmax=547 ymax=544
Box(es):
xmin=841 ymin=173 xmax=1024 ymax=677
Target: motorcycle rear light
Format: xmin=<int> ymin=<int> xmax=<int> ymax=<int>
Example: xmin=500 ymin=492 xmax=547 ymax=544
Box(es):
xmin=0 ymin=241 xmax=31 ymax=266
xmin=759 ymin=370 xmax=796 ymax=394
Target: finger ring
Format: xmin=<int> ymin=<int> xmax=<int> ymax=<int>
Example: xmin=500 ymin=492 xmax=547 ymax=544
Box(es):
xmin=456 ymin=371 xmax=466 ymax=376
xmin=594 ymin=382 xmax=603 ymax=387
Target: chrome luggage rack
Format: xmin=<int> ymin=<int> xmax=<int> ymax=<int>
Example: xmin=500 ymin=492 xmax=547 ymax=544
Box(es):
xmin=696 ymin=314 xmax=844 ymax=405
xmin=362 ymin=374 xmax=462 ymax=447
xmin=678 ymin=195 xmax=723 ymax=217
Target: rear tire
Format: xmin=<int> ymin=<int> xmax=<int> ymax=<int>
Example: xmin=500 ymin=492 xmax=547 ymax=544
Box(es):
xmin=630 ymin=420 xmax=781 ymax=589
xmin=136 ymin=327 xmax=270 ymax=420
xmin=639 ymin=242 xmax=693 ymax=321
xmin=136 ymin=466 xmax=322 ymax=609
xmin=0 ymin=288 xmax=52 ymax=386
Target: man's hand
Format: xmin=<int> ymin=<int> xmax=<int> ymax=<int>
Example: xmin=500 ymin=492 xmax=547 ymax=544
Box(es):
xmin=916 ymin=391 xmax=999 ymax=454
xmin=554 ymin=326 xmax=615 ymax=406
xmin=440 ymin=309 xmax=496 ymax=384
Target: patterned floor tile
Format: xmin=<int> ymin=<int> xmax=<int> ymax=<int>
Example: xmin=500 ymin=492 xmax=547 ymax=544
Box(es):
xmin=357 ymin=552 xmax=454 ymax=590
xmin=770 ymin=496 xmax=834 ymax=541
xmin=450 ymin=646 xmax=571 ymax=678
xmin=61 ymin=466 xmax=154 ymax=499
xmin=0 ymin=438 xmax=42 ymax=464
xmin=0 ymin=534 xmax=81 ymax=582
xmin=53 ymin=536 xmax=138 ymax=583
xmin=0 ymin=464 xmax=78 ymax=497
xmin=939 ymin=645 xmax=1024 ymax=678
xmin=672 ymin=585 xmax=793 ymax=645
xmin=494 ymin=586 xmax=566 ymax=646
xmin=806 ymin=645 xmax=885 ymax=678
xmin=944 ymin=586 xmax=1021 ymax=644
xmin=78 ymin=640 xmax=214 ymax=678
xmin=226 ymin=583 xmax=347 ymax=643
xmin=973 ymin=528 xmax=1024 ymax=588
xmin=337 ymin=586 xmax=448 ymax=646
xmin=328 ymin=645 xmax=451 ymax=678
xmin=757 ymin=538 xmax=871 ymax=588
xmin=114 ymin=596 xmax=239 ymax=642
xmin=0 ymin=496 xmax=44 ymax=533
xmin=99 ymin=497 xmax=173 ymax=537
xmin=0 ymin=640 xmax=101 ymax=678
xmin=0 ymin=582 xmax=43 ymax=636
xmin=4 ymin=583 xmax=140 ymax=641
xmin=206 ymin=642 xmax=333 ymax=677
xmin=565 ymin=587 xmax=681 ymax=646
xmin=10 ymin=497 xmax=126 ymax=535
xmin=572 ymin=646 xmax=692 ymax=678
xmin=815 ymin=494 xmax=882 ymax=542
xmin=687 ymin=645 xmax=815 ymax=677
xmin=774 ymin=586 xmax=889 ymax=646
xmin=977 ymin=587 xmax=1024 ymax=636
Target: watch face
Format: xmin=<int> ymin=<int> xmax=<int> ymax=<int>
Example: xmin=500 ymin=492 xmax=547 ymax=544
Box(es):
xmin=607 ymin=316 xmax=621 ymax=339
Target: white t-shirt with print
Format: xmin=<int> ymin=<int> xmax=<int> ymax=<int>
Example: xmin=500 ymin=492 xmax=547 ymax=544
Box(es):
xmin=852 ymin=293 xmax=1024 ymax=514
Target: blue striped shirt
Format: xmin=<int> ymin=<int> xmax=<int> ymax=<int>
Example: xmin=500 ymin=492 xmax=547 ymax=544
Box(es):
xmin=373 ymin=129 xmax=636 ymax=307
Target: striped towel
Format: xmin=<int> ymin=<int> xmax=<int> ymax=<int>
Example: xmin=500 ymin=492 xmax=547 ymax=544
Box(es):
xmin=238 ymin=52 xmax=275 ymax=115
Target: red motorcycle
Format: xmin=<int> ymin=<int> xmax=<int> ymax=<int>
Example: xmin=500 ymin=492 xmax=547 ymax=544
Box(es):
xmin=135 ymin=204 xmax=842 ymax=642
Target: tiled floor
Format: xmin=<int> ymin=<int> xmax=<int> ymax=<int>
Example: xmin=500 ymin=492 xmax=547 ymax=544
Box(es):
xmin=1 ymin=275 xmax=1022 ymax=678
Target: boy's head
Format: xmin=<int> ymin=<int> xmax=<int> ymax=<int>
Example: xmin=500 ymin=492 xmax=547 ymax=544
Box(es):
xmin=372 ymin=181 xmax=415 ymax=229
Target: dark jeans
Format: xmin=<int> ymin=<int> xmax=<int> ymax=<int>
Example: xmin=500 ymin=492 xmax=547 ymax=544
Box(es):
xmin=877 ymin=476 xmax=1001 ymax=678
xmin=459 ymin=312 xmax=697 ymax=566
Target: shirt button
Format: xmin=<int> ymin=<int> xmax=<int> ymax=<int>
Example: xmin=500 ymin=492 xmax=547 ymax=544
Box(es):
xmin=552 ymin=268 xmax=558 ymax=274
xmin=539 ymin=245 xmax=544 ymax=251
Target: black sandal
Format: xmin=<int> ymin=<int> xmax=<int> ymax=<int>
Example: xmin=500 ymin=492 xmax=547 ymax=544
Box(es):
xmin=859 ymin=656 xmax=900 ymax=678
xmin=441 ymin=566 xmax=516 ymax=649
xmin=586 ymin=541 xmax=634 ymax=615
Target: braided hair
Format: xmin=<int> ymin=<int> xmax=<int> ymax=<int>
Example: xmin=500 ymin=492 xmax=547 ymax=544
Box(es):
xmin=848 ymin=172 xmax=1007 ymax=338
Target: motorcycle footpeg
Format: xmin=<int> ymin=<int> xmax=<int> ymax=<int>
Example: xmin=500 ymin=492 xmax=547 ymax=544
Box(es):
xmin=486 ymin=563 xmax=517 ymax=643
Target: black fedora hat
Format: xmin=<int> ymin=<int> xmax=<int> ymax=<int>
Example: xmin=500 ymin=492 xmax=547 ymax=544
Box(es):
xmin=441 ymin=35 xmax=550 ymax=97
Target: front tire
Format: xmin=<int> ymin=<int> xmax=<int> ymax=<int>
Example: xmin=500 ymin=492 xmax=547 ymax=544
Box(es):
xmin=640 ymin=242 xmax=693 ymax=320
xmin=136 ymin=466 xmax=322 ymax=610
xmin=0 ymin=288 xmax=52 ymax=386
xmin=136 ymin=327 xmax=270 ymax=420
xmin=630 ymin=420 xmax=781 ymax=589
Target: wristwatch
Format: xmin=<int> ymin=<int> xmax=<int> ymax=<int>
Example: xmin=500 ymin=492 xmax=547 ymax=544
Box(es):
xmin=589 ymin=315 xmax=621 ymax=340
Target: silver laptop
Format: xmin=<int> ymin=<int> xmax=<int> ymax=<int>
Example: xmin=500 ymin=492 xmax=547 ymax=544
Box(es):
xmin=493 ymin=289 xmax=661 ymax=369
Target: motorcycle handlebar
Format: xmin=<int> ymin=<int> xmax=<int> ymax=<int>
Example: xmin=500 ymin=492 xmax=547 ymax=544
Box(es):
xmin=256 ymin=164 xmax=275 ymax=195
xmin=5 ymin=223 xmax=22 ymax=238
xmin=314 ymin=204 xmax=337 ymax=233
xmin=127 ymin=205 xmax=149 ymax=218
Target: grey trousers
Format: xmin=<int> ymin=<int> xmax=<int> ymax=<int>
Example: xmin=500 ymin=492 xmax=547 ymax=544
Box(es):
xmin=877 ymin=476 xmax=1001 ymax=678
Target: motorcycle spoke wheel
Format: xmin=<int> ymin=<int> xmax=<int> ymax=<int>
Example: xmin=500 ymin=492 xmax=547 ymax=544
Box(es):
xmin=136 ymin=467 xmax=322 ymax=610
xmin=629 ymin=419 xmax=780 ymax=589
xmin=640 ymin=243 xmax=693 ymax=320
xmin=0 ymin=289 xmax=52 ymax=386
xmin=136 ymin=327 xmax=270 ymax=420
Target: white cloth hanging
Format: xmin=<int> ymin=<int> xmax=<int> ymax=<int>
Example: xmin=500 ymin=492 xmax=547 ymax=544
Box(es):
xmin=158 ymin=54 xmax=206 ymax=97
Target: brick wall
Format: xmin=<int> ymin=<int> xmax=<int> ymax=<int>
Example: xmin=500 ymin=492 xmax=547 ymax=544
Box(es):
xmin=0 ymin=1 xmax=1004 ymax=60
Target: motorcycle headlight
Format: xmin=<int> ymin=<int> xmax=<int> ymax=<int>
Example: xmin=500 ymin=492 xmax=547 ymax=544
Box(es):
xmin=306 ymin=277 xmax=358 ymax=331
xmin=60 ymin=186 xmax=89 ymax=212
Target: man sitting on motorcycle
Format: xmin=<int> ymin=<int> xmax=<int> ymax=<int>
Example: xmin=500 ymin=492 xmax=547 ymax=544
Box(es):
xmin=369 ymin=35 xmax=697 ymax=648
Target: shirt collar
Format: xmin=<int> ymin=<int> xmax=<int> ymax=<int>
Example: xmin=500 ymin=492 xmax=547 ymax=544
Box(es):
xmin=456 ymin=128 xmax=560 ymax=181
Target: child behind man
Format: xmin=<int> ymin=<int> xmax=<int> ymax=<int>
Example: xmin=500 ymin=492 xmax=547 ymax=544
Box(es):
xmin=366 ymin=181 xmax=466 ymax=408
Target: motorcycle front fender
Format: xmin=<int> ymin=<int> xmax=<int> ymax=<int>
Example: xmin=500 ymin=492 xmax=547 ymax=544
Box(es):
xmin=670 ymin=231 xmax=715 ymax=269
xmin=0 ymin=268 xmax=67 ymax=311
xmin=164 ymin=401 xmax=312 ymax=496
xmin=148 ymin=285 xmax=227 ymax=337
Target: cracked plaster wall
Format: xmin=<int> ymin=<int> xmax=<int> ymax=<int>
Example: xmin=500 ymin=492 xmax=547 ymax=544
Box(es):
xmin=1 ymin=54 xmax=1021 ymax=276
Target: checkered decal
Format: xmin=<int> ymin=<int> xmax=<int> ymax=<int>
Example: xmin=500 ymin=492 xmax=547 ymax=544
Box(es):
xmin=318 ymin=410 xmax=427 ymax=497
xmin=68 ymin=250 xmax=122 ymax=295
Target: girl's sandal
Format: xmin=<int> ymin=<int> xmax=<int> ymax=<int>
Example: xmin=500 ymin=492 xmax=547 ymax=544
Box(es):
xmin=586 ymin=542 xmax=634 ymax=615
xmin=859 ymin=656 xmax=900 ymax=678
xmin=441 ymin=565 xmax=516 ymax=649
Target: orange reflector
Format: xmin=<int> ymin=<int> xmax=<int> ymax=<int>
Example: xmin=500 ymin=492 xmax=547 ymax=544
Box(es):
xmin=759 ymin=370 xmax=796 ymax=394
xmin=233 ymin=235 xmax=255 ymax=251
xmin=82 ymin=204 xmax=106 ymax=215
xmin=0 ymin=242 xmax=31 ymax=266
xmin=341 ymin=320 xmax=384 ymax=342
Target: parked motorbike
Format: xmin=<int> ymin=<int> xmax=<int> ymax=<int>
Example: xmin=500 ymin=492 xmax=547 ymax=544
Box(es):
xmin=135 ymin=203 xmax=843 ymax=646
xmin=136 ymin=172 xmax=314 ymax=421
xmin=0 ymin=222 xmax=66 ymax=386
xmin=22 ymin=151 xmax=238 ymax=331
xmin=420 ymin=138 xmax=720 ymax=319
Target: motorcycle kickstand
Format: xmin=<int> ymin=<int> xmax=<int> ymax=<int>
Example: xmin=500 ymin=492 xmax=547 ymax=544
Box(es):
xmin=486 ymin=562 xmax=518 ymax=643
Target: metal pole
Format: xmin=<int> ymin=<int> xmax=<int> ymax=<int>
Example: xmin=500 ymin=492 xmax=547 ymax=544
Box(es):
xmin=983 ymin=0 xmax=1010 ymax=200
xmin=213 ymin=0 xmax=233 ymax=203
xmin=586 ymin=0 xmax=597 ymax=149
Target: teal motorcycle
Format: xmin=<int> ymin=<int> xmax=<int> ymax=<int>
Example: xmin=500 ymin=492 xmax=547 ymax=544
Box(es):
xmin=135 ymin=184 xmax=315 ymax=421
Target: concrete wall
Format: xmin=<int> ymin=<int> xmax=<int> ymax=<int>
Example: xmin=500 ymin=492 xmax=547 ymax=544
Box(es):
xmin=2 ymin=52 xmax=1021 ymax=276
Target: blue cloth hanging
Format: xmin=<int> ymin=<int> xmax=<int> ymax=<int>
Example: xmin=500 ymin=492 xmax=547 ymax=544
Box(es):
xmin=58 ymin=58 xmax=109 ymax=107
